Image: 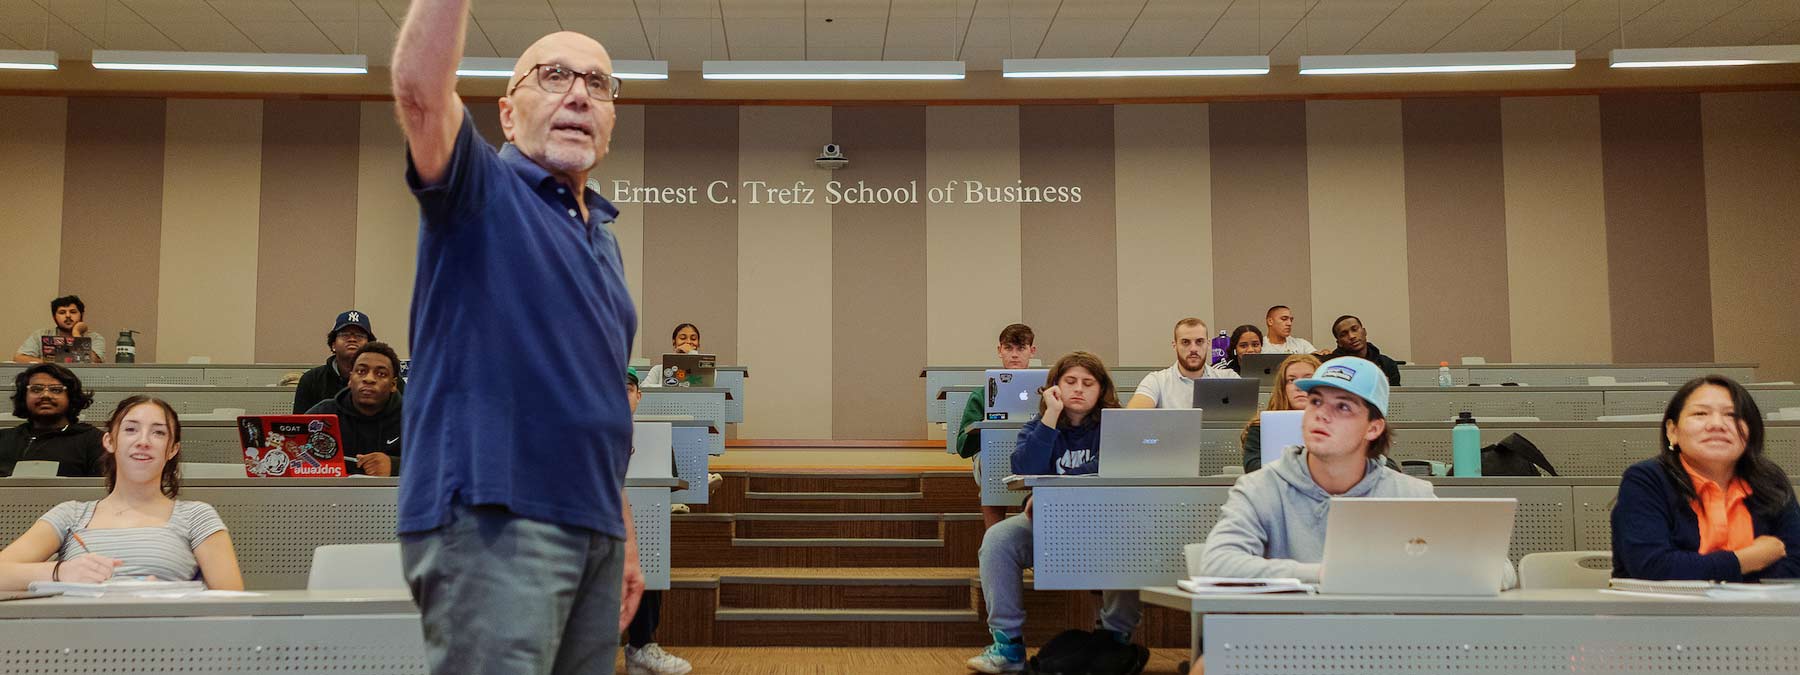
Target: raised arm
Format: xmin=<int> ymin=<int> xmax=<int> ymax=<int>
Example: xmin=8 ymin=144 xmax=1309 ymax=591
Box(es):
xmin=391 ymin=0 xmax=471 ymax=185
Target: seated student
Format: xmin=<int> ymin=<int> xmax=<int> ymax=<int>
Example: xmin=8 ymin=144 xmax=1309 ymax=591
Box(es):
xmin=1220 ymin=324 xmax=1264 ymax=375
xmin=621 ymin=367 xmax=693 ymax=675
xmin=1128 ymin=317 xmax=1235 ymax=410
xmin=952 ymin=323 xmax=1038 ymax=529
xmin=1325 ymin=315 xmax=1401 ymax=386
xmin=1612 ymin=375 xmax=1800 ymax=582
xmin=0 ymin=395 xmax=244 ymax=590
xmin=13 ymin=295 xmax=104 ymax=364
xmin=294 ymin=310 xmax=383 ymax=414
xmin=970 ymin=351 xmax=1139 ymax=674
xmin=0 ymin=364 xmax=106 ymax=477
xmin=641 ymin=323 xmax=702 ymax=388
xmin=1239 ymin=354 xmax=1321 ymax=472
xmin=1197 ymin=357 xmax=1515 ymax=588
xmin=1261 ymin=305 xmax=1315 ymax=355
xmin=305 ymin=341 xmax=402 ymax=477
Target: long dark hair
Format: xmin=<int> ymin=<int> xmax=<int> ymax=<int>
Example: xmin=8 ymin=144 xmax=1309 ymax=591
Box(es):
xmin=11 ymin=363 xmax=93 ymax=421
xmin=1037 ymin=351 xmax=1122 ymax=427
xmin=1656 ymin=375 xmax=1791 ymax=518
xmin=100 ymin=395 xmax=184 ymax=498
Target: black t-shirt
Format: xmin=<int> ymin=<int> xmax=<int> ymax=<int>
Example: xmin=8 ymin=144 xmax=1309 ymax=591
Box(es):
xmin=0 ymin=421 xmax=106 ymax=477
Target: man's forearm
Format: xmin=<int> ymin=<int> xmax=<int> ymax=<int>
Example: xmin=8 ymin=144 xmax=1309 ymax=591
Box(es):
xmin=392 ymin=0 xmax=470 ymax=116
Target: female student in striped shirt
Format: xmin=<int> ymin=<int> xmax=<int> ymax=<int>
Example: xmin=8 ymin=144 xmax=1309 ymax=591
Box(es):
xmin=0 ymin=395 xmax=243 ymax=590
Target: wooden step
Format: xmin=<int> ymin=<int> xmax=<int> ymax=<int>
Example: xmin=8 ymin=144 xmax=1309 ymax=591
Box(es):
xmin=716 ymin=570 xmax=975 ymax=611
xmin=673 ymin=514 xmax=985 ymax=567
xmin=734 ymin=514 xmax=942 ymax=540
xmin=746 ymin=473 xmax=922 ymax=493
xmin=694 ymin=471 xmax=982 ymax=514
xmin=712 ymin=608 xmax=990 ymax=647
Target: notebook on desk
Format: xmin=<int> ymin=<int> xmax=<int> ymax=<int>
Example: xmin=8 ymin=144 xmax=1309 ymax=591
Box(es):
xmin=236 ymin=415 xmax=348 ymax=478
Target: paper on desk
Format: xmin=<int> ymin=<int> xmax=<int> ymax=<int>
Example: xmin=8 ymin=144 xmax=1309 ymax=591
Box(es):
xmin=1177 ymin=576 xmax=1316 ymax=595
xmin=134 ymin=589 xmax=267 ymax=599
xmin=1607 ymin=578 xmax=1800 ymax=601
xmin=28 ymin=579 xmax=206 ymax=598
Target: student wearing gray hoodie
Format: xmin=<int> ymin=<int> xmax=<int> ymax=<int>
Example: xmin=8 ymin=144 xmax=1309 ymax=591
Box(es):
xmin=1194 ymin=356 xmax=1516 ymax=589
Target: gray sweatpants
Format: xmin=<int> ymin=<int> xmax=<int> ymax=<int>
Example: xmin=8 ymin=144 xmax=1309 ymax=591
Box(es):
xmin=979 ymin=513 xmax=1142 ymax=639
xmin=401 ymin=503 xmax=626 ymax=675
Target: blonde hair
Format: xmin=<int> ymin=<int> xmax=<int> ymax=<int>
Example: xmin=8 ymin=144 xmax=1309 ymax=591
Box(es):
xmin=1172 ymin=317 xmax=1207 ymax=338
xmin=1242 ymin=353 xmax=1324 ymax=443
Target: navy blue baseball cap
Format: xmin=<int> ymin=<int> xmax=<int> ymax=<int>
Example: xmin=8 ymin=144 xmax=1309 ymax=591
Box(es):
xmin=330 ymin=310 xmax=376 ymax=341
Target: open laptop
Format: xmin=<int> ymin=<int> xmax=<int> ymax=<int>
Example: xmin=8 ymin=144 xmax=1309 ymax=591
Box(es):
xmin=1238 ymin=353 xmax=1293 ymax=387
xmin=1097 ymin=408 xmax=1205 ymax=478
xmin=1259 ymin=410 xmax=1306 ymax=467
xmin=659 ymin=353 xmax=717 ymax=387
xmin=1191 ymin=378 xmax=1260 ymax=422
xmin=984 ymin=369 xmax=1048 ymax=422
xmin=237 ymin=414 xmax=349 ymax=478
xmin=39 ymin=335 xmax=95 ymax=364
xmin=1320 ymin=497 xmax=1517 ymax=596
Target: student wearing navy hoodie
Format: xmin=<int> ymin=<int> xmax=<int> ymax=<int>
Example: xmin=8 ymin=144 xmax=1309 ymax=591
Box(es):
xmin=968 ymin=351 xmax=1134 ymax=674
xmin=1612 ymin=375 xmax=1800 ymax=581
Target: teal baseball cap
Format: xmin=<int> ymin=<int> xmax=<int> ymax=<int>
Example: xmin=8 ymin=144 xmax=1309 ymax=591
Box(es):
xmin=1295 ymin=356 xmax=1390 ymax=416
xmin=626 ymin=366 xmax=640 ymax=386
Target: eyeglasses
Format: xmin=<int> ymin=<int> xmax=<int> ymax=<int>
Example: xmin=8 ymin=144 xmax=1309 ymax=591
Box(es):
xmin=26 ymin=385 xmax=68 ymax=396
xmin=510 ymin=64 xmax=622 ymax=101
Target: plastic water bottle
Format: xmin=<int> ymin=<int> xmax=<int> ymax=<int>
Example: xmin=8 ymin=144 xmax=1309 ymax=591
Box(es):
xmin=1210 ymin=330 xmax=1229 ymax=367
xmin=1452 ymin=411 xmax=1482 ymax=477
xmin=1437 ymin=361 xmax=1453 ymax=387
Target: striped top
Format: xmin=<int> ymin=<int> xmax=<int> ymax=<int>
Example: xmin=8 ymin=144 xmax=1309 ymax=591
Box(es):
xmin=39 ymin=500 xmax=228 ymax=583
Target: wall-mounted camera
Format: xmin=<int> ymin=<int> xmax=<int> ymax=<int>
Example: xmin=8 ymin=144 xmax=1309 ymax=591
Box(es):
xmin=815 ymin=143 xmax=847 ymax=170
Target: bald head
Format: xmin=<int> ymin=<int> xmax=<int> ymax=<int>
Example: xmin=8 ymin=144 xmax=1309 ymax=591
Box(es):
xmin=499 ymin=30 xmax=618 ymax=188
xmin=512 ymin=31 xmax=611 ymax=83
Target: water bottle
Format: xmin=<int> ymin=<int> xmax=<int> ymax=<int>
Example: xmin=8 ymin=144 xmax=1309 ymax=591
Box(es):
xmin=115 ymin=330 xmax=139 ymax=364
xmin=1452 ymin=411 xmax=1482 ymax=477
xmin=1437 ymin=361 xmax=1453 ymax=387
xmin=1210 ymin=330 xmax=1229 ymax=368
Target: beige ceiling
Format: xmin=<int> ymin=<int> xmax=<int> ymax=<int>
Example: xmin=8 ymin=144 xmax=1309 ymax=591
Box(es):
xmin=3 ymin=0 xmax=1798 ymax=69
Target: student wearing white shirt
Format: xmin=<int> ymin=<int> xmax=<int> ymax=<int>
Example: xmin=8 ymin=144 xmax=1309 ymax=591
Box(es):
xmin=1261 ymin=305 xmax=1317 ymax=355
xmin=1127 ymin=317 xmax=1236 ymax=410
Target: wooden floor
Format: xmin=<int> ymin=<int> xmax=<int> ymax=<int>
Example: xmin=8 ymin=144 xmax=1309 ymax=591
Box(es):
xmin=620 ymin=647 xmax=1195 ymax=674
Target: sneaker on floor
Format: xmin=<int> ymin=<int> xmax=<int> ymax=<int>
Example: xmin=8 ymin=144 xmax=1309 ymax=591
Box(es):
xmin=966 ymin=630 xmax=1025 ymax=674
xmin=624 ymin=643 xmax=692 ymax=675
xmin=670 ymin=504 xmax=690 ymax=515
xmin=706 ymin=472 xmax=723 ymax=492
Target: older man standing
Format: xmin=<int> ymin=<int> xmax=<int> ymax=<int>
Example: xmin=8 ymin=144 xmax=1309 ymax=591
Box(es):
xmin=390 ymin=2 xmax=640 ymax=673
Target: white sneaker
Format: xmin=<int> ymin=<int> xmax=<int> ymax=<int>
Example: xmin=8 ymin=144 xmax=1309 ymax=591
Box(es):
xmin=670 ymin=504 xmax=690 ymax=514
xmin=625 ymin=643 xmax=693 ymax=675
xmin=706 ymin=473 xmax=723 ymax=493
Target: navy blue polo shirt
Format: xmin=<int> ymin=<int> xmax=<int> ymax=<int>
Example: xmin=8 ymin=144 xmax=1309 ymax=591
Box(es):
xmin=399 ymin=108 xmax=638 ymax=538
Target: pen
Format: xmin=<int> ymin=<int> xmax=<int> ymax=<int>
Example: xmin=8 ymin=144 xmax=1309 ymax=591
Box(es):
xmin=70 ymin=532 xmax=92 ymax=555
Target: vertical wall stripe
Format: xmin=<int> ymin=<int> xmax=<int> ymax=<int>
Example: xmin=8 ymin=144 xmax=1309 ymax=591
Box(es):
xmin=1701 ymin=92 xmax=1800 ymax=382
xmin=1402 ymin=98 xmax=1512 ymax=366
xmin=61 ymin=98 xmax=165 ymax=362
xmin=642 ymin=106 xmax=739 ymax=362
xmin=157 ymin=99 xmax=262 ymax=364
xmin=737 ymin=106 xmax=833 ymax=439
xmin=1210 ymin=101 xmax=1312 ymax=346
xmin=1115 ymin=104 xmax=1212 ymax=366
xmin=1502 ymin=96 xmax=1613 ymax=364
xmin=1306 ymin=100 xmax=1413 ymax=362
xmin=1020 ymin=105 xmax=1119 ymax=362
xmin=605 ymin=104 xmax=647 ymax=359
xmin=831 ymin=106 xmax=927 ymax=440
xmin=353 ymin=102 xmax=417 ymax=358
xmin=926 ymin=106 xmax=1023 ymax=366
xmin=0 ymin=97 xmax=67 ymax=359
xmin=468 ymin=103 xmax=508 ymax=149
xmin=1600 ymin=93 xmax=1714 ymax=364
xmin=254 ymin=100 xmax=361 ymax=363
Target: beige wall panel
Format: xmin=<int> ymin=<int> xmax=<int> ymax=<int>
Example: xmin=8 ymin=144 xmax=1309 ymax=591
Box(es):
xmin=641 ymin=106 xmax=738 ymax=363
xmin=1019 ymin=105 xmax=1119 ymax=363
xmin=1702 ymin=91 xmax=1800 ymax=382
xmin=351 ymin=101 xmax=418 ymax=358
xmin=0 ymin=97 xmax=67 ymax=359
xmin=737 ymin=106 xmax=834 ymax=439
xmin=1502 ymin=96 xmax=1613 ymax=364
xmin=1305 ymin=100 xmax=1413 ymax=362
xmin=1210 ymin=101 xmax=1314 ymax=347
xmin=61 ymin=97 xmax=164 ymax=362
xmin=254 ymin=100 xmax=361 ymax=363
xmin=925 ymin=106 xmax=1023 ymax=367
xmin=1402 ymin=97 xmax=1513 ymax=365
xmin=157 ymin=99 xmax=263 ymax=364
xmin=601 ymin=104 xmax=646 ymax=359
xmin=1115 ymin=104 xmax=1213 ymax=366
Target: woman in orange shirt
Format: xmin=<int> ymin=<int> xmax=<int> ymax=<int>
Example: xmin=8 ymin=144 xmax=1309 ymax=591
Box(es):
xmin=1612 ymin=375 xmax=1800 ymax=581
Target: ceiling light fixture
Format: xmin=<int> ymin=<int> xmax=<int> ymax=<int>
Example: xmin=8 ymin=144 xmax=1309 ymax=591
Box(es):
xmin=0 ymin=49 xmax=57 ymax=70
xmin=91 ymin=50 xmax=368 ymax=74
xmin=1003 ymin=56 xmax=1270 ymax=78
xmin=703 ymin=60 xmax=965 ymax=81
xmin=1299 ymin=50 xmax=1576 ymax=75
xmin=1610 ymin=45 xmax=1800 ymax=69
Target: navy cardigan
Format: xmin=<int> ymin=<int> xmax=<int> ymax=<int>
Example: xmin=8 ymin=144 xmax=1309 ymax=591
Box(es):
xmin=1611 ymin=458 xmax=1800 ymax=581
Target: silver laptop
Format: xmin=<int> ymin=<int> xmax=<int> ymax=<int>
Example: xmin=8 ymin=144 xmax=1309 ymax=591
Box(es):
xmin=1320 ymin=498 xmax=1517 ymax=596
xmin=984 ymin=369 xmax=1048 ymax=422
xmin=1239 ymin=353 xmax=1293 ymax=387
xmin=1191 ymin=378 xmax=1260 ymax=422
xmin=1097 ymin=408 xmax=1204 ymax=478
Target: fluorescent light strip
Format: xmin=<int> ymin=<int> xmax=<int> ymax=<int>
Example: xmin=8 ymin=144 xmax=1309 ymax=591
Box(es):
xmin=1004 ymin=56 xmax=1269 ymax=78
xmin=1300 ymin=50 xmax=1576 ymax=75
xmin=0 ymin=50 xmax=57 ymax=70
xmin=1610 ymin=45 xmax=1800 ymax=69
xmin=92 ymin=50 xmax=366 ymax=74
xmin=703 ymin=60 xmax=964 ymax=81
xmin=456 ymin=57 xmax=669 ymax=80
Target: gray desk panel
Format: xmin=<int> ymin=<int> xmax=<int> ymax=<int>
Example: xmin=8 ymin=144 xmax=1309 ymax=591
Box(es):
xmin=0 ymin=614 xmax=429 ymax=673
xmin=1605 ymin=384 xmax=1800 ymax=417
xmin=1434 ymin=485 xmax=1573 ymax=564
xmin=1141 ymin=586 xmax=1800 ymax=616
xmin=1386 ymin=388 xmax=1605 ymax=422
xmin=0 ymin=363 xmax=313 ymax=388
xmin=88 ymin=386 xmax=295 ymax=417
xmin=1573 ymin=485 xmax=1619 ymax=551
xmin=1032 ymin=486 xmax=1226 ymax=590
xmin=976 ymin=422 xmax=1027 ymax=507
xmin=637 ymin=388 xmax=731 ymax=429
xmin=941 ymin=387 xmax=978 ymax=454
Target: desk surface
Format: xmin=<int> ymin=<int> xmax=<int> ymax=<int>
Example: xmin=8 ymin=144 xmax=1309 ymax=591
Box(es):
xmin=0 ymin=589 xmax=416 ymax=619
xmin=1139 ymin=586 xmax=1800 ymax=616
xmin=1007 ymin=475 xmax=1642 ymax=489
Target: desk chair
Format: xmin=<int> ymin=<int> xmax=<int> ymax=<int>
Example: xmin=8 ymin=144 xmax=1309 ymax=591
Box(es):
xmin=308 ymin=543 xmax=406 ymax=590
xmin=1519 ymin=551 xmax=1612 ymax=589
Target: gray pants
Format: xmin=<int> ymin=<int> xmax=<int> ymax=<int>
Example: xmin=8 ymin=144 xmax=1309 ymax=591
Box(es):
xmin=979 ymin=513 xmax=1142 ymax=639
xmin=401 ymin=503 xmax=626 ymax=675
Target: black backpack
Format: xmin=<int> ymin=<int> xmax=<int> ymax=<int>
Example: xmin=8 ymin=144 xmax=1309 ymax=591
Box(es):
xmin=1448 ymin=433 xmax=1559 ymax=477
xmin=1026 ymin=628 xmax=1149 ymax=675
